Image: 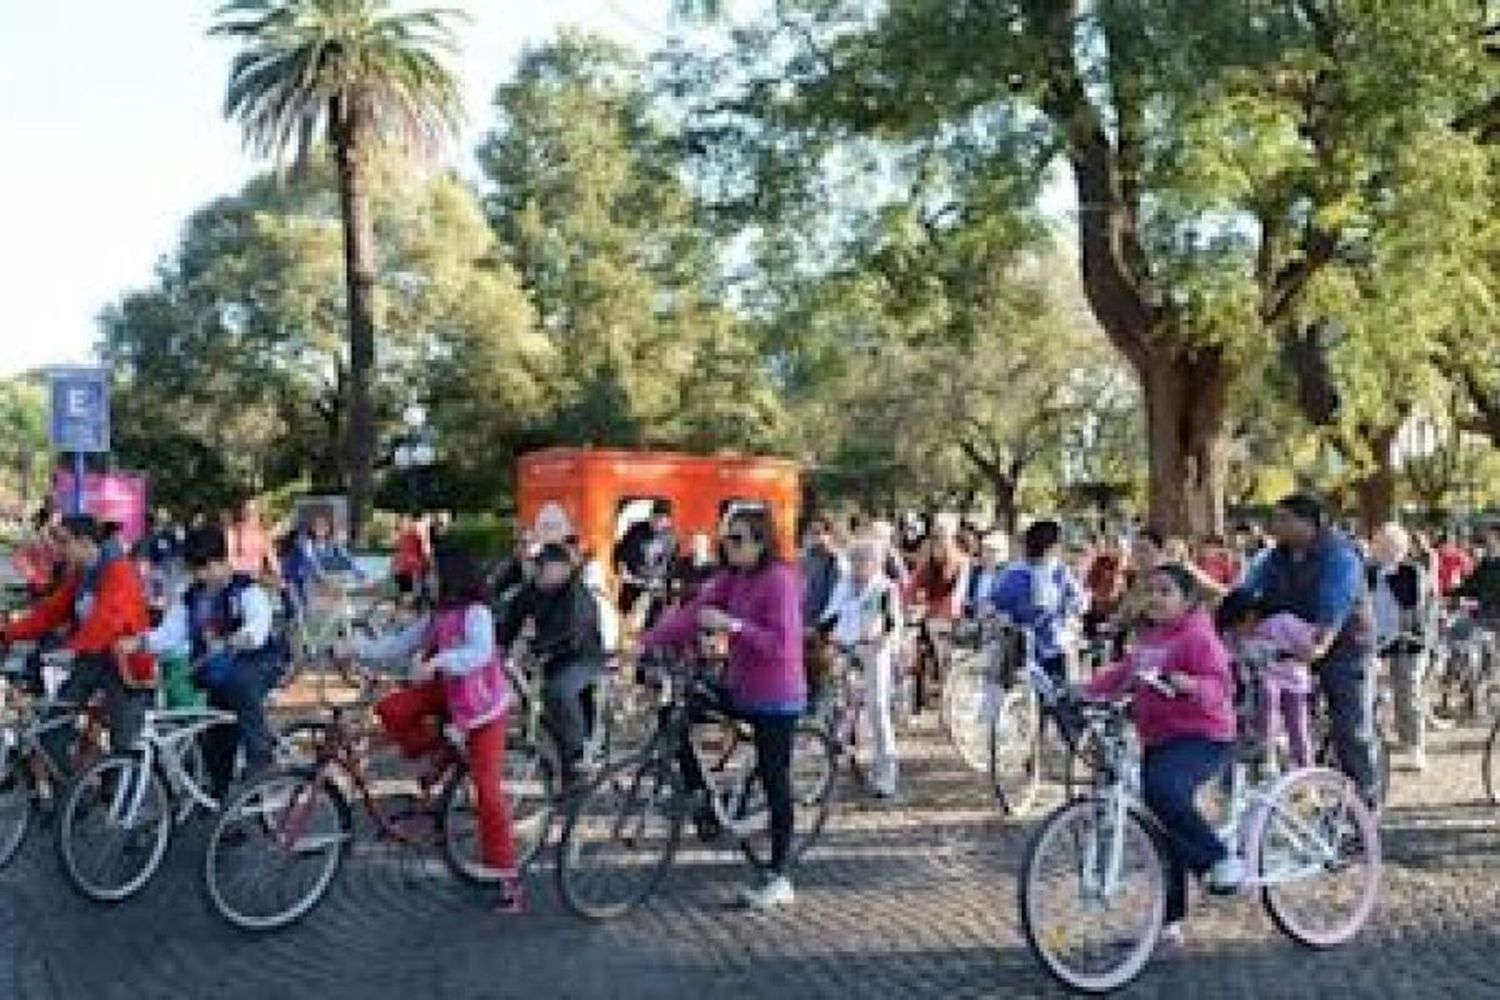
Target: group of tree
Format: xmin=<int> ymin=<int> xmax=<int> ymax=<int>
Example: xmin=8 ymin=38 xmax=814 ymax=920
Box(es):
xmin=98 ymin=1 xmax=1500 ymax=538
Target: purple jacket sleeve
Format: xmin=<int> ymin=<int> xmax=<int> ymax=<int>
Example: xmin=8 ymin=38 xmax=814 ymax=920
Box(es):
xmin=640 ymin=575 xmax=725 ymax=650
xmin=730 ymin=565 xmax=800 ymax=663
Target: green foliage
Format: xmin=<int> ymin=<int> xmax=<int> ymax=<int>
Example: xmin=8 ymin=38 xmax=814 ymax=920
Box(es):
xmin=0 ymin=378 xmax=48 ymax=515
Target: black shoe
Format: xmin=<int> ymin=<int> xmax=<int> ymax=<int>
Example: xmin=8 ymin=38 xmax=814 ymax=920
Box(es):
xmin=693 ymin=805 xmax=723 ymax=843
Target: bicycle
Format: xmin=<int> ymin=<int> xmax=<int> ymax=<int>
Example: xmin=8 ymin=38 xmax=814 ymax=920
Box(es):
xmin=554 ymin=650 xmax=838 ymax=921
xmin=0 ymin=645 xmax=109 ymax=868
xmin=204 ymin=667 xmax=493 ymax=931
xmin=56 ymin=703 xmax=236 ymax=902
xmin=1019 ymin=687 xmax=1381 ymax=994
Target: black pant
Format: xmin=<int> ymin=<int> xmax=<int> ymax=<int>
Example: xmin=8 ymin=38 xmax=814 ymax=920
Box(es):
xmin=199 ymin=648 xmax=285 ymax=800
xmin=41 ymin=653 xmax=149 ymax=772
xmin=678 ymin=688 xmax=797 ymax=875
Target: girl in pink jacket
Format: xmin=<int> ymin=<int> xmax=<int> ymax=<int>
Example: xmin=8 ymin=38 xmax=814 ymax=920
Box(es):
xmin=1083 ymin=564 xmax=1239 ymax=946
xmin=1215 ymin=591 xmax=1320 ymax=768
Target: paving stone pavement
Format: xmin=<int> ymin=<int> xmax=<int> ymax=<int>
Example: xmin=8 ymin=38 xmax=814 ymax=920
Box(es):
xmin=6 ymin=710 xmax=1500 ymax=999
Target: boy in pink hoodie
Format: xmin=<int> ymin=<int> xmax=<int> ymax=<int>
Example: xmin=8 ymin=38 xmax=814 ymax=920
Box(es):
xmin=1084 ymin=564 xmax=1238 ymax=944
xmin=1215 ymin=591 xmax=1320 ymax=768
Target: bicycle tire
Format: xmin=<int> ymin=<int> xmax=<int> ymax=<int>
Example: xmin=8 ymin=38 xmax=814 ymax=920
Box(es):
xmin=555 ymin=752 xmax=684 ymax=921
xmin=1256 ymin=767 xmax=1381 ymax=948
xmin=1315 ymin=727 xmax=1390 ymax=810
xmin=988 ymin=686 xmax=1043 ymax=817
xmin=942 ymin=653 xmax=991 ymax=774
xmin=0 ymin=742 xmax=32 ymax=869
xmin=1018 ymin=796 xmax=1165 ymax=994
xmin=1483 ymin=715 xmax=1500 ymax=807
xmin=205 ymin=766 xmax=352 ymax=932
xmin=737 ymin=721 xmax=838 ymax=871
xmin=57 ymin=752 xmax=173 ymax=903
xmin=439 ymin=736 xmax=556 ymax=881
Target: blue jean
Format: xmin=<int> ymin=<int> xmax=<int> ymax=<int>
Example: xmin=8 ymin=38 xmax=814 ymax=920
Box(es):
xmin=200 ymin=648 xmax=286 ymax=799
xmin=1141 ymin=737 xmax=1232 ymax=924
xmin=1319 ymin=649 xmax=1377 ymax=800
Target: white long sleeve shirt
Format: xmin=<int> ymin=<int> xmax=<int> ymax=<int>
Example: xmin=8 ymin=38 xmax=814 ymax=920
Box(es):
xmin=355 ymin=604 xmax=496 ymax=678
xmin=821 ymin=575 xmax=900 ymax=648
xmin=146 ymin=582 xmax=274 ymax=657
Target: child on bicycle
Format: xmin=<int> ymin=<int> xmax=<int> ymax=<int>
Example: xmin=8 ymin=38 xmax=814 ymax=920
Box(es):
xmin=1082 ymin=564 xmax=1238 ymax=948
xmin=1215 ymin=590 xmax=1319 ymax=769
xmin=350 ymin=544 xmax=521 ymax=913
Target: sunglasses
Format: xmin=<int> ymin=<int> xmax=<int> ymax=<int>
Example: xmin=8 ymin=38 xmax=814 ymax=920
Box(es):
xmin=722 ymin=532 xmax=755 ymax=546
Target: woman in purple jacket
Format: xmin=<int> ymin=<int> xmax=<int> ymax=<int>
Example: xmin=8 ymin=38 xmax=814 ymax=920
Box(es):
xmin=639 ymin=508 xmax=805 ymax=910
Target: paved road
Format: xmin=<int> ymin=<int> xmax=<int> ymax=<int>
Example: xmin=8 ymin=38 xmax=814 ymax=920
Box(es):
xmin=5 ymin=713 xmax=1500 ymax=999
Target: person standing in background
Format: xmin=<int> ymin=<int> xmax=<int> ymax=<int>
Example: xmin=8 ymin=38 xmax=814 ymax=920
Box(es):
xmin=227 ymin=499 xmax=280 ymax=582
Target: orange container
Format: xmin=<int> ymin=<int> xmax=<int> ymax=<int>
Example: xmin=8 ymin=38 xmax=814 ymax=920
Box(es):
xmin=516 ymin=449 xmax=800 ymax=574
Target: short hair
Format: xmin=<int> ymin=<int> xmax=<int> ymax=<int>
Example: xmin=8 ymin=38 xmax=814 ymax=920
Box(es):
xmin=183 ymin=526 xmax=228 ymax=568
xmin=1022 ymin=520 xmax=1062 ymax=560
xmin=59 ymin=515 xmax=105 ymax=545
xmin=1276 ymin=492 xmax=1325 ymax=530
xmin=1151 ymin=563 xmax=1203 ymax=606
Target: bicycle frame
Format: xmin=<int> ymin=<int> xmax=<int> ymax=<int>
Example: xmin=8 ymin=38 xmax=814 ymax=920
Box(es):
xmin=109 ymin=708 xmax=236 ymax=828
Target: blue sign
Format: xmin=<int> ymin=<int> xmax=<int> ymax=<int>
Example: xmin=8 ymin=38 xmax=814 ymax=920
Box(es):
xmin=48 ymin=367 xmax=111 ymax=454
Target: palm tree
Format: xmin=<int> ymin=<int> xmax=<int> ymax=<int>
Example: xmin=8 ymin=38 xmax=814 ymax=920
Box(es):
xmin=212 ymin=0 xmax=463 ymax=541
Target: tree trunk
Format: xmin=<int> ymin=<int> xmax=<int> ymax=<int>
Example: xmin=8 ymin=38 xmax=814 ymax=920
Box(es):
xmin=992 ymin=476 xmax=1019 ymax=536
xmin=333 ymin=97 xmax=378 ymax=544
xmin=1140 ymin=348 xmax=1231 ymax=538
xmin=1355 ymin=426 xmax=1398 ymax=536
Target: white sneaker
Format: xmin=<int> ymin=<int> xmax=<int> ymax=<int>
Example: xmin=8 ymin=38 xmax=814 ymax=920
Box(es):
xmin=1400 ymin=748 xmax=1427 ymax=773
xmin=1205 ymin=857 xmax=1245 ymax=895
xmin=738 ymin=874 xmax=795 ymax=910
xmin=1157 ymin=921 xmax=1187 ymax=958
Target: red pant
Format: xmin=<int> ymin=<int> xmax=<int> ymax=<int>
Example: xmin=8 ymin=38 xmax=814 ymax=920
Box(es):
xmin=375 ymin=679 xmax=517 ymax=871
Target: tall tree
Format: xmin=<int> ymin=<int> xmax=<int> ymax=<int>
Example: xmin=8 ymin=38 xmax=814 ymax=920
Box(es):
xmin=670 ymin=0 xmax=1495 ymax=533
xmin=212 ymin=0 xmax=464 ymax=540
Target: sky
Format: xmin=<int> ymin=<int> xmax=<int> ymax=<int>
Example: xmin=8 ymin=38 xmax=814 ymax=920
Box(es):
xmin=0 ymin=0 xmax=676 ymax=377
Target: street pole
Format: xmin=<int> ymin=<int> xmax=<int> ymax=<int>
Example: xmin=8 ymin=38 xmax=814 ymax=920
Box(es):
xmin=72 ymin=452 xmax=85 ymax=515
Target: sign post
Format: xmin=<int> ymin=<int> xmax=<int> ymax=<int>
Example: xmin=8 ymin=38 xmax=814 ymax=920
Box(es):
xmin=47 ymin=367 xmax=111 ymax=515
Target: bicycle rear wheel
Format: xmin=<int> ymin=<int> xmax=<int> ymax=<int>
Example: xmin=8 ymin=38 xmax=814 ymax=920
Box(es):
xmin=1256 ymin=768 xmax=1381 ymax=948
xmin=556 ymin=753 xmax=683 ymax=921
xmin=738 ymin=721 xmax=838 ymax=871
xmin=1018 ymin=796 xmax=1165 ymax=994
xmin=57 ymin=753 xmax=172 ymax=902
xmin=205 ymin=767 xmax=352 ymax=931
xmin=0 ymin=741 xmax=32 ymax=868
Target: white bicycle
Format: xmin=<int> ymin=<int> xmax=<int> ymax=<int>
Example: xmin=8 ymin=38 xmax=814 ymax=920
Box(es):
xmin=57 ymin=705 xmax=235 ymax=902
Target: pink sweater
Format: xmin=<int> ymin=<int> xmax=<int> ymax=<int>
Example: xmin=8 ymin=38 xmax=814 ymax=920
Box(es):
xmin=1084 ymin=609 xmax=1236 ymax=748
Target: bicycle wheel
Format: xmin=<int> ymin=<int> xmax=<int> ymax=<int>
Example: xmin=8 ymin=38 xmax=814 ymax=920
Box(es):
xmin=989 ymin=685 xmax=1042 ymax=816
xmin=440 ymin=738 xmax=556 ymax=882
xmin=0 ymin=741 xmax=32 ymax=868
xmin=1256 ymin=768 xmax=1381 ymax=948
xmin=1484 ymin=715 xmax=1500 ymax=807
xmin=1018 ymin=796 xmax=1165 ymax=994
xmin=205 ymin=767 xmax=351 ymax=931
xmin=1315 ymin=726 xmax=1390 ymax=809
xmin=57 ymin=753 xmax=172 ymax=902
xmin=943 ymin=657 xmax=993 ymax=773
xmin=738 ymin=721 xmax=838 ymax=871
xmin=555 ymin=752 xmax=683 ymax=921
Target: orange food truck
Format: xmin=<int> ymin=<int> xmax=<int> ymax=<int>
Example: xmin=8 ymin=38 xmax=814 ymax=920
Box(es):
xmin=515 ymin=449 xmax=800 ymax=575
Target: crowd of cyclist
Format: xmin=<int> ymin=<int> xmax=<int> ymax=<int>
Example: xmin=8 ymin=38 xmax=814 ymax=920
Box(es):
xmin=7 ymin=490 xmax=1500 ymax=930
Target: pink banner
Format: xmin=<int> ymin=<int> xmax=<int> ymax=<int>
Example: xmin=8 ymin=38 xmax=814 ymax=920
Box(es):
xmin=53 ymin=472 xmax=149 ymax=546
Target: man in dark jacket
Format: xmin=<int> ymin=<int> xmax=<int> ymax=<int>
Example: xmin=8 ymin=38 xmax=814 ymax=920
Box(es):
xmin=498 ymin=543 xmax=603 ymax=783
xmin=800 ymin=517 xmax=844 ymax=624
xmin=1454 ymin=524 xmax=1500 ymax=623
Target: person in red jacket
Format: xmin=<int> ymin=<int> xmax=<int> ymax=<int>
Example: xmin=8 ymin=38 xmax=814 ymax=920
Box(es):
xmin=0 ymin=515 xmax=152 ymax=770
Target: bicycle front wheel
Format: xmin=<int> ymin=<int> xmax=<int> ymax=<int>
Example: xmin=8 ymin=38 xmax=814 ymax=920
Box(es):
xmin=942 ymin=658 xmax=993 ymax=774
xmin=1018 ymin=796 xmax=1165 ymax=995
xmin=1483 ymin=715 xmax=1500 ymax=807
xmin=988 ymin=685 xmax=1042 ymax=816
xmin=0 ymin=741 xmax=32 ymax=868
xmin=738 ymin=721 xmax=838 ymax=871
xmin=205 ymin=767 xmax=352 ymax=932
xmin=556 ymin=753 xmax=684 ymax=921
xmin=1256 ymin=768 xmax=1381 ymax=948
xmin=57 ymin=753 xmax=172 ymax=902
